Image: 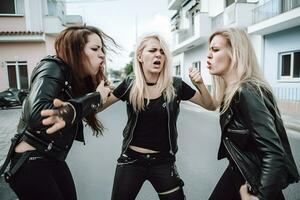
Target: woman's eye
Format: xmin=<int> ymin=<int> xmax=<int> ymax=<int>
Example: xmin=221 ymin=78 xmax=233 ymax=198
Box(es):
xmin=91 ymin=48 xmax=98 ymax=51
xmin=212 ymin=47 xmax=219 ymax=52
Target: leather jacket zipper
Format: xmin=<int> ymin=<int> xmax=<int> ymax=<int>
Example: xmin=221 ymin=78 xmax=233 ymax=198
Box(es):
xmin=223 ymin=137 xmax=253 ymax=192
xmin=166 ymin=103 xmax=174 ymax=155
xmin=227 ymin=128 xmax=249 ymax=134
xmin=63 ymin=82 xmax=83 ymax=145
xmin=123 ymin=112 xmax=139 ymax=153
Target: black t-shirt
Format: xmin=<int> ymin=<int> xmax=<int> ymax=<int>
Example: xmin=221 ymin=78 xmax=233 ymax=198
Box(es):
xmin=113 ymin=79 xmax=196 ymax=152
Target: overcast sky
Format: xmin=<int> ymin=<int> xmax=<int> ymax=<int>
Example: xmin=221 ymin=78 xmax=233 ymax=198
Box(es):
xmin=66 ymin=0 xmax=174 ymax=70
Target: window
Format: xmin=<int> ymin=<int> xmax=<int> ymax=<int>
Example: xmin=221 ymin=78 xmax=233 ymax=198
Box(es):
xmin=0 ymin=0 xmax=15 ymax=14
xmin=6 ymin=61 xmax=29 ymax=89
xmin=192 ymin=61 xmax=201 ymax=72
xmin=175 ymin=65 xmax=181 ymax=76
xmin=279 ymin=51 xmax=300 ymax=80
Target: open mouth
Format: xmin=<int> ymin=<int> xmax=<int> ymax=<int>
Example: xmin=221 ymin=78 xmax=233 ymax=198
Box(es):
xmin=153 ymin=60 xmax=161 ymax=65
xmin=99 ymin=61 xmax=104 ymax=68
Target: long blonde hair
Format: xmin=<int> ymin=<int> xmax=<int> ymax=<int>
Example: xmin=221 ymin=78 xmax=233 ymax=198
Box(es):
xmin=209 ymin=27 xmax=272 ymax=114
xmin=130 ymin=34 xmax=175 ymax=112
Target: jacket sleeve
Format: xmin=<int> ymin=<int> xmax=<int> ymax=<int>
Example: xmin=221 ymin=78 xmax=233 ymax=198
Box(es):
xmin=26 ymin=61 xmax=66 ymax=132
xmin=237 ymin=86 xmax=285 ymax=199
xmin=68 ymin=91 xmax=101 ymax=123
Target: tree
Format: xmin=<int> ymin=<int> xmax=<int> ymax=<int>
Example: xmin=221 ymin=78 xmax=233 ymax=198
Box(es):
xmin=124 ymin=59 xmax=133 ymax=76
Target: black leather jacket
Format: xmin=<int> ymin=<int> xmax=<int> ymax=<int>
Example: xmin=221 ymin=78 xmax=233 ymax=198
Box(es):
xmin=17 ymin=56 xmax=102 ymax=160
xmin=218 ymin=82 xmax=299 ymax=199
xmin=119 ymin=76 xmax=182 ymax=155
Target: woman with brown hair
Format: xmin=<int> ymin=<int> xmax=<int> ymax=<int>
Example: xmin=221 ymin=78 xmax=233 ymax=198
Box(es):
xmin=0 ymin=25 xmax=115 ymax=200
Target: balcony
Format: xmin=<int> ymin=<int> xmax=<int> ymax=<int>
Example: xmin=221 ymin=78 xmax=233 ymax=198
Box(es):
xmin=44 ymin=0 xmax=82 ymax=35
xmin=248 ymin=0 xmax=300 ymax=35
xmin=43 ymin=16 xmax=65 ymax=35
xmin=211 ymin=2 xmax=256 ymax=31
xmin=171 ymin=12 xmax=210 ymax=55
xmin=43 ymin=14 xmax=82 ymax=35
xmin=63 ymin=15 xmax=83 ymax=26
xmin=168 ymin=0 xmax=186 ymax=10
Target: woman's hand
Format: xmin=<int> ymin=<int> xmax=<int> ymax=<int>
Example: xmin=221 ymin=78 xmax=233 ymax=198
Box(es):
xmin=41 ymin=99 xmax=68 ymax=134
xmin=97 ymin=80 xmax=112 ymax=104
xmin=189 ymin=67 xmax=203 ymax=86
xmin=239 ymin=184 xmax=259 ymax=200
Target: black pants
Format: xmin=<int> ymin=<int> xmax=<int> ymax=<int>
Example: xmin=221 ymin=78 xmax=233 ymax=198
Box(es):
xmin=209 ymin=164 xmax=285 ymax=200
xmin=111 ymin=149 xmax=185 ymax=200
xmin=8 ymin=152 xmax=77 ymax=200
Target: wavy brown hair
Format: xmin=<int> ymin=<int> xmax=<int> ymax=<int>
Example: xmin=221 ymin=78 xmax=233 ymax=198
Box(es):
xmin=55 ymin=25 xmax=118 ymax=136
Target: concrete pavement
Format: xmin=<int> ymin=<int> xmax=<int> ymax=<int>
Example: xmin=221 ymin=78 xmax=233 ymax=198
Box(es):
xmin=0 ymin=108 xmax=20 ymax=200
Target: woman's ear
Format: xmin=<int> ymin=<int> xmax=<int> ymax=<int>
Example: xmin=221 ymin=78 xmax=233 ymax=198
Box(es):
xmin=138 ymin=55 xmax=143 ymax=63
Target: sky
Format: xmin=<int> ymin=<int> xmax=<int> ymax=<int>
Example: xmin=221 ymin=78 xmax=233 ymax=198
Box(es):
xmin=66 ymin=0 xmax=175 ymax=70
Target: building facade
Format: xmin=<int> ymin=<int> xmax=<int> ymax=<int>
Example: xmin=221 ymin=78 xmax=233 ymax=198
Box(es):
xmin=0 ymin=0 xmax=83 ymax=91
xmin=168 ymin=0 xmax=300 ymax=114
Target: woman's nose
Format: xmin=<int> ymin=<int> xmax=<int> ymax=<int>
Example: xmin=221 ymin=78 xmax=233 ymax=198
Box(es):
xmin=99 ymin=50 xmax=105 ymax=58
xmin=207 ymin=51 xmax=212 ymax=59
xmin=155 ymin=51 xmax=162 ymax=58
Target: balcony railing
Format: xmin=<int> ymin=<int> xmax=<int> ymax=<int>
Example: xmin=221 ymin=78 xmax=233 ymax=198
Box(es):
xmin=178 ymin=26 xmax=195 ymax=43
xmin=274 ymin=87 xmax=300 ymax=115
xmin=273 ymin=87 xmax=300 ymax=101
xmin=46 ymin=0 xmax=65 ymax=22
xmin=253 ymin=0 xmax=300 ymax=24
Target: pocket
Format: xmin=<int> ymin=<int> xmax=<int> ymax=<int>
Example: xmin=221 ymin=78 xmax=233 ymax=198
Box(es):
xmin=227 ymin=128 xmax=250 ymax=149
xmin=117 ymin=154 xmax=138 ymax=166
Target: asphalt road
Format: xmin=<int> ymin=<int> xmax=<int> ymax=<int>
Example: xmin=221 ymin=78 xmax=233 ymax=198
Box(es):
xmin=0 ymin=102 xmax=299 ymax=200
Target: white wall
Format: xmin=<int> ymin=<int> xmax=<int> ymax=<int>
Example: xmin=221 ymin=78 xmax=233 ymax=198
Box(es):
xmin=264 ymin=26 xmax=300 ymax=88
xmin=181 ymin=43 xmax=211 ymax=87
xmin=24 ymin=0 xmax=43 ymax=31
xmin=208 ymin=0 xmax=225 ymax=17
xmin=249 ymin=34 xmax=264 ymax=69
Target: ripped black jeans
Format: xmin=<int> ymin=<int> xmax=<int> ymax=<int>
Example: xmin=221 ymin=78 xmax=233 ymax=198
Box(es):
xmin=111 ymin=148 xmax=185 ymax=200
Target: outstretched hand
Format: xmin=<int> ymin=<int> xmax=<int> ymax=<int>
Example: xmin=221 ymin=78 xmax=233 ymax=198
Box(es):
xmin=239 ymin=184 xmax=259 ymax=200
xmin=189 ymin=67 xmax=203 ymax=85
xmin=41 ymin=99 xmax=68 ymax=134
xmin=97 ymin=80 xmax=112 ymax=104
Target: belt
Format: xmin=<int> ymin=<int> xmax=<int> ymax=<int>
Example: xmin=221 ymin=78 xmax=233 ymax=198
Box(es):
xmin=126 ymin=148 xmax=175 ymax=162
xmin=22 ymin=131 xmax=66 ymax=161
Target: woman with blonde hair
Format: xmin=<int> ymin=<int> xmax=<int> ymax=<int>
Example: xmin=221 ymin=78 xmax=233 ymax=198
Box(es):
xmin=41 ymin=33 xmax=215 ymax=199
xmin=207 ymin=27 xmax=299 ymax=200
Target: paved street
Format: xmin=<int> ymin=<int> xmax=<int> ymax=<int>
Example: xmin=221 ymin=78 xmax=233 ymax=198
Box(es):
xmin=0 ymin=102 xmax=300 ymax=200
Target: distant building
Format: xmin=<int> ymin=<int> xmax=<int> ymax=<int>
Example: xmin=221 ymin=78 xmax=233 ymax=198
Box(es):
xmin=169 ymin=0 xmax=300 ymax=114
xmin=0 ymin=0 xmax=83 ymax=91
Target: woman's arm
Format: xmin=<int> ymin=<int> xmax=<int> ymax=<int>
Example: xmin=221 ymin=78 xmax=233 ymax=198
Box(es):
xmin=188 ymin=67 xmax=216 ymax=111
xmin=97 ymin=93 xmax=119 ymax=112
xmin=24 ymin=61 xmax=67 ymax=132
xmin=41 ymin=83 xmax=118 ymax=134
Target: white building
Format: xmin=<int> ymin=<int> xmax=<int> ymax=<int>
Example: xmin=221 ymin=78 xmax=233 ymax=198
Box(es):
xmin=0 ymin=0 xmax=83 ymax=91
xmin=169 ymin=0 xmax=300 ymax=114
